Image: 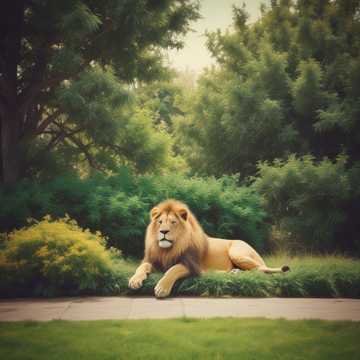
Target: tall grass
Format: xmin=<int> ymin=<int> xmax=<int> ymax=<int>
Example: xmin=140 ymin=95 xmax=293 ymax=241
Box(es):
xmin=2 ymin=254 xmax=359 ymax=298
xmin=116 ymin=255 xmax=360 ymax=298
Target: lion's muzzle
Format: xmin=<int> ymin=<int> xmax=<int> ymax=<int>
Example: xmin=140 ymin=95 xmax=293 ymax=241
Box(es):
xmin=158 ymin=239 xmax=173 ymax=248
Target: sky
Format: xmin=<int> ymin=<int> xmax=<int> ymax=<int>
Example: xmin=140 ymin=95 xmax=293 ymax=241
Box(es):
xmin=167 ymin=0 xmax=270 ymax=74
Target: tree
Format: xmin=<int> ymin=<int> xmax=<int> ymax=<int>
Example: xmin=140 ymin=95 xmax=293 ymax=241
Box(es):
xmin=135 ymin=75 xmax=185 ymax=132
xmin=0 ymin=0 xmax=200 ymax=184
xmin=26 ymin=66 xmax=176 ymax=179
xmin=178 ymin=0 xmax=360 ymax=178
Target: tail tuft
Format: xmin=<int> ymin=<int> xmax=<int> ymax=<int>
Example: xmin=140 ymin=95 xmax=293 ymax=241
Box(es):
xmin=281 ymin=265 xmax=290 ymax=272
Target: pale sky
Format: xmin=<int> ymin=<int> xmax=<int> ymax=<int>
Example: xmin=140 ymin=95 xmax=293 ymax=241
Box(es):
xmin=167 ymin=0 xmax=270 ymax=74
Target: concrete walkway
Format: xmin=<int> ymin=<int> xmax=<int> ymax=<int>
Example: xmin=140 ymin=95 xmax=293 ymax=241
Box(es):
xmin=1 ymin=297 xmax=360 ymax=322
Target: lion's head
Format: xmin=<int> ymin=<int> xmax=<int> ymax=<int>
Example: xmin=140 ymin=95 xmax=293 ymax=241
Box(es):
xmin=144 ymin=199 xmax=208 ymax=274
xmin=149 ymin=201 xmax=191 ymax=249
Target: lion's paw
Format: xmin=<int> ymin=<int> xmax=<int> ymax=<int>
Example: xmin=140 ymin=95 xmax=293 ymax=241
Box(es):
xmin=154 ymin=281 xmax=172 ymax=298
xmin=230 ymin=268 xmax=242 ymax=274
xmin=128 ymin=275 xmax=145 ymax=290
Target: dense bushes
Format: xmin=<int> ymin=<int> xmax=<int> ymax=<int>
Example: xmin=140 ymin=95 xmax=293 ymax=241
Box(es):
xmin=0 ymin=170 xmax=268 ymax=257
xmin=3 ymin=248 xmax=359 ymax=298
xmin=1 ymin=157 xmax=359 ymax=260
xmin=0 ymin=217 xmax=121 ymax=296
xmin=253 ymin=155 xmax=360 ymax=254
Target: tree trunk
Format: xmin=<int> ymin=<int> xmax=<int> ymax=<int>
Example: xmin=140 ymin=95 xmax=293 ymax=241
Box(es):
xmin=0 ymin=1 xmax=26 ymax=184
xmin=1 ymin=111 xmax=22 ymax=184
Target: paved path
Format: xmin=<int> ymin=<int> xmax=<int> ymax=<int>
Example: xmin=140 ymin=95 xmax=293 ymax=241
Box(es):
xmin=1 ymin=297 xmax=360 ymax=322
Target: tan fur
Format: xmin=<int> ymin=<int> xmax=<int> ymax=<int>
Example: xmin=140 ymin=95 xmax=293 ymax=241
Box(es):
xmin=128 ymin=199 xmax=289 ymax=298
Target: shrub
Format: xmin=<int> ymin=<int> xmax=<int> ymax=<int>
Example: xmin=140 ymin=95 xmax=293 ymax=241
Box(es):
xmin=1 ymin=245 xmax=360 ymax=298
xmin=252 ymin=155 xmax=360 ymax=254
xmin=0 ymin=170 xmax=268 ymax=257
xmin=0 ymin=216 xmax=120 ymax=296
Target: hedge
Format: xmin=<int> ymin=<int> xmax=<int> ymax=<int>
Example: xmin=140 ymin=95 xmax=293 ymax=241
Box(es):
xmin=0 ymin=170 xmax=268 ymax=258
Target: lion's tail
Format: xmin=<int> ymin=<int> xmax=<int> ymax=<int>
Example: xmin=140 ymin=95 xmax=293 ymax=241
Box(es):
xmin=259 ymin=265 xmax=290 ymax=274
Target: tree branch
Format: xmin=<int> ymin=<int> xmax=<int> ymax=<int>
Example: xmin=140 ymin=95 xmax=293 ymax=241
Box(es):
xmin=27 ymin=130 xmax=65 ymax=167
xmin=21 ymin=103 xmax=41 ymax=136
xmin=43 ymin=131 xmax=66 ymax=153
xmin=18 ymin=47 xmax=48 ymax=116
xmin=35 ymin=109 xmax=61 ymax=135
xmin=18 ymin=60 xmax=90 ymax=120
xmin=66 ymin=134 xmax=102 ymax=171
xmin=30 ymin=122 xmax=85 ymax=166
xmin=51 ymin=120 xmax=102 ymax=171
xmin=103 ymin=141 xmax=127 ymax=155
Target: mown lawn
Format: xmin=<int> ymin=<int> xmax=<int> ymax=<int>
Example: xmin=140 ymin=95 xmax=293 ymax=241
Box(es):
xmin=0 ymin=318 xmax=359 ymax=360
xmin=120 ymin=255 xmax=360 ymax=298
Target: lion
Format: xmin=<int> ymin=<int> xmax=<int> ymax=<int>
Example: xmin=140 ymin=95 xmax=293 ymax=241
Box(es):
xmin=128 ymin=199 xmax=290 ymax=298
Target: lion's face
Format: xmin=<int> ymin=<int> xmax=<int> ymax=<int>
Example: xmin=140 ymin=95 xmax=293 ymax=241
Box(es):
xmin=150 ymin=206 xmax=188 ymax=249
xmin=145 ymin=200 xmax=205 ymax=275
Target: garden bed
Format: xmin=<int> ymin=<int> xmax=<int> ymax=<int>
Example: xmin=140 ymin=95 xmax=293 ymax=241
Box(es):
xmin=119 ymin=255 xmax=360 ymax=298
xmin=2 ymin=253 xmax=360 ymax=298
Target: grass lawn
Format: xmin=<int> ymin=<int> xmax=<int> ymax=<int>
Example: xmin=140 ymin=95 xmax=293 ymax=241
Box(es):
xmin=0 ymin=318 xmax=359 ymax=360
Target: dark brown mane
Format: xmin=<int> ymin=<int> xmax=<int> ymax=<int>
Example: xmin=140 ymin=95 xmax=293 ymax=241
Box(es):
xmin=147 ymin=243 xmax=203 ymax=275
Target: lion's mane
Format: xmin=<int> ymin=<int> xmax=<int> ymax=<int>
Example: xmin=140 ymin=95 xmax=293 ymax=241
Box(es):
xmin=143 ymin=200 xmax=208 ymax=275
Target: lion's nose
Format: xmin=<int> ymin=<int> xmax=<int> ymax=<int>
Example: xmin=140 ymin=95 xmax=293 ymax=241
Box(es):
xmin=160 ymin=230 xmax=169 ymax=235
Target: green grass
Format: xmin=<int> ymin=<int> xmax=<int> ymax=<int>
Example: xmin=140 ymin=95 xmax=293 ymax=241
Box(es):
xmin=0 ymin=318 xmax=359 ymax=360
xmin=117 ymin=255 xmax=360 ymax=298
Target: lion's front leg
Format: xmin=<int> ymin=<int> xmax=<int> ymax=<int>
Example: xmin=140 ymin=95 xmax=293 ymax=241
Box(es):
xmin=154 ymin=263 xmax=190 ymax=298
xmin=128 ymin=262 xmax=152 ymax=289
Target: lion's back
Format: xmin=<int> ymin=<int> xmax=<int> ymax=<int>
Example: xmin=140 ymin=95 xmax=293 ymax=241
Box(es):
xmin=201 ymin=237 xmax=234 ymax=271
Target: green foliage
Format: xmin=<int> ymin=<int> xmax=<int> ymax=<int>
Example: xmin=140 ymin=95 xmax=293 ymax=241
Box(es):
xmin=172 ymin=1 xmax=360 ymax=254
xmin=293 ymin=60 xmax=324 ymax=119
xmin=177 ymin=0 xmax=360 ymax=177
xmin=28 ymin=66 xmax=179 ymax=178
xmin=126 ymin=254 xmax=360 ymax=298
xmin=2 ymin=249 xmax=360 ymax=298
xmin=0 ymin=171 xmax=268 ymax=258
xmin=252 ymin=155 xmax=360 ymax=254
xmin=176 ymin=58 xmax=297 ymax=176
xmin=135 ymin=77 xmax=185 ymax=132
xmin=126 ymin=74 xmax=193 ymax=174
xmin=0 ymin=0 xmax=200 ymax=183
xmin=16 ymin=0 xmax=200 ymax=86
xmin=0 ymin=216 xmax=121 ymax=296
xmin=162 ymin=255 xmax=360 ymax=298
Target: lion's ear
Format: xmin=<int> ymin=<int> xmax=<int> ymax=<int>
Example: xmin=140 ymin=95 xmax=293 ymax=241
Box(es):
xmin=178 ymin=208 xmax=188 ymax=221
xmin=150 ymin=207 xmax=160 ymax=220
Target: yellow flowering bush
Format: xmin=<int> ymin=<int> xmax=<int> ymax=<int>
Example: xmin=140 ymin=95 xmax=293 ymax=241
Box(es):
xmin=0 ymin=216 xmax=120 ymax=296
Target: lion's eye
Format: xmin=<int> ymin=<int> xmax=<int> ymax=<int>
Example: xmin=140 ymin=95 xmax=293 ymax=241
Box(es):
xmin=171 ymin=220 xmax=176 ymax=224
xmin=158 ymin=220 xmax=162 ymax=224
